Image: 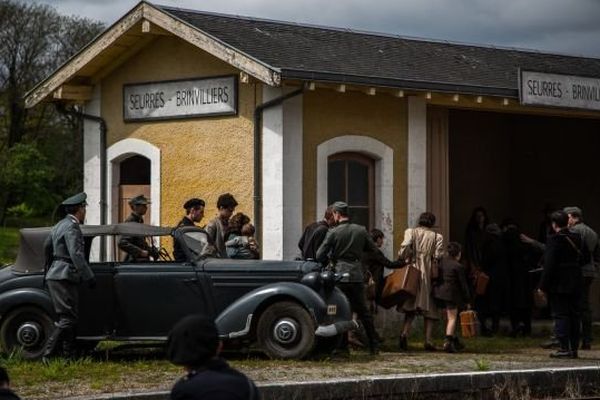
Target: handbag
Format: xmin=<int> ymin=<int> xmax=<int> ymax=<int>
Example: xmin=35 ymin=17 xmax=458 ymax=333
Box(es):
xmin=365 ymin=271 xmax=377 ymax=301
xmin=430 ymin=233 xmax=440 ymax=282
xmin=472 ymin=269 xmax=490 ymax=296
xmin=533 ymin=289 xmax=548 ymax=308
xmin=379 ymin=264 xmax=421 ymax=309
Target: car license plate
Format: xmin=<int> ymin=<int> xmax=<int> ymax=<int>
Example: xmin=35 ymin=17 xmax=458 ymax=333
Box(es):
xmin=327 ymin=305 xmax=337 ymax=315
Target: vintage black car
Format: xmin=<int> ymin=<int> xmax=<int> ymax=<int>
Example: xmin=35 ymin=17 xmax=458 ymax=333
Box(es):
xmin=0 ymin=223 xmax=355 ymax=360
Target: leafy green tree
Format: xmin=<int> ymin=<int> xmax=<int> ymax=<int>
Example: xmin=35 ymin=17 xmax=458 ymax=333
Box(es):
xmin=0 ymin=0 xmax=104 ymax=224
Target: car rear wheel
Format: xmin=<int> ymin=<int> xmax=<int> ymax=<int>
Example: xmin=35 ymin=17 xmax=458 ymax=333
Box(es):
xmin=0 ymin=306 xmax=53 ymax=360
xmin=256 ymin=301 xmax=315 ymax=359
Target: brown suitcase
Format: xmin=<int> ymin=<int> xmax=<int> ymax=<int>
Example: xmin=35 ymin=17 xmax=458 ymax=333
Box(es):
xmin=472 ymin=270 xmax=490 ymax=296
xmin=459 ymin=310 xmax=479 ymax=338
xmin=379 ymin=264 xmax=421 ymax=309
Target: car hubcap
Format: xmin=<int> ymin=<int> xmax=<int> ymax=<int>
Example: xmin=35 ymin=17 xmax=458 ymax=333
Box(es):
xmin=16 ymin=322 xmax=42 ymax=347
xmin=273 ymin=319 xmax=298 ymax=345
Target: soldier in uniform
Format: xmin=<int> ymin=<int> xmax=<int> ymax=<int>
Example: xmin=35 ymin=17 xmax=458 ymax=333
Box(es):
xmin=316 ymin=201 xmax=380 ymax=355
xmin=118 ymin=194 xmax=155 ymax=262
xmin=43 ymin=192 xmax=96 ymax=359
xmin=173 ymin=198 xmax=206 ymax=262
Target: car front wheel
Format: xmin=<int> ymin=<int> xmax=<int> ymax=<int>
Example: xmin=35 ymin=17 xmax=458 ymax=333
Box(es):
xmin=0 ymin=306 xmax=53 ymax=359
xmin=256 ymin=301 xmax=316 ymax=359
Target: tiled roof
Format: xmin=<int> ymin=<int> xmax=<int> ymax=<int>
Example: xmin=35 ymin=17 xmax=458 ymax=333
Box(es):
xmin=158 ymin=5 xmax=600 ymax=97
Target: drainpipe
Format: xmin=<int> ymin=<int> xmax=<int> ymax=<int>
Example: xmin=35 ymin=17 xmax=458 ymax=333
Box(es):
xmin=57 ymin=104 xmax=108 ymax=261
xmin=253 ymin=86 xmax=304 ymax=244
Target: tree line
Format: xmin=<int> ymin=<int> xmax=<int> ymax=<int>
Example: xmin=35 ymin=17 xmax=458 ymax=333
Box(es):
xmin=0 ymin=0 xmax=105 ymax=224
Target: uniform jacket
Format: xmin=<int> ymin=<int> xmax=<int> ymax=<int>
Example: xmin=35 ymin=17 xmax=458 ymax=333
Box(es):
xmin=0 ymin=388 xmax=20 ymax=400
xmin=173 ymin=216 xmax=195 ymax=262
xmin=540 ymin=228 xmax=586 ymax=294
xmin=170 ymin=358 xmax=260 ymax=400
xmin=298 ymin=220 xmax=329 ymax=260
xmin=205 ymin=217 xmax=228 ymax=258
xmin=433 ymin=257 xmax=471 ymax=307
xmin=570 ymin=222 xmax=599 ymax=278
xmin=44 ymin=215 xmax=94 ymax=283
xmin=316 ymin=220 xmax=378 ymax=282
xmin=118 ymin=213 xmax=151 ymax=261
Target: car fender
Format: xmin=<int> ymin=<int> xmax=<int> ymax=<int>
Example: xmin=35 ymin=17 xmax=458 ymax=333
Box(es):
xmin=216 ymin=282 xmax=351 ymax=339
xmin=0 ymin=288 xmax=54 ymax=320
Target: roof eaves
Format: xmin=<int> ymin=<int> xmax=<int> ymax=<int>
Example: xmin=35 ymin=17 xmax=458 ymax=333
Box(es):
xmin=152 ymin=3 xmax=281 ymax=85
xmin=281 ymin=68 xmax=519 ymax=98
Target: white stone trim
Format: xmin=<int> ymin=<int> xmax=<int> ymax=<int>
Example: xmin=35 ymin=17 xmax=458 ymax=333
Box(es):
xmin=261 ymin=86 xmax=304 ymax=260
xmin=407 ymin=96 xmax=427 ymax=228
xmin=83 ymin=85 xmax=102 ymax=226
xmin=106 ymin=138 xmax=161 ymax=226
xmin=316 ymin=136 xmax=394 ymax=258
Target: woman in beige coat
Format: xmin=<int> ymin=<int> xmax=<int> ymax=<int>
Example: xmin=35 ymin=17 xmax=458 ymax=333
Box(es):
xmin=398 ymin=212 xmax=444 ymax=351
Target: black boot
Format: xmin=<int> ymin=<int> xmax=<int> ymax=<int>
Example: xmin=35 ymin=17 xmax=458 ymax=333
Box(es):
xmin=62 ymin=328 xmax=77 ymax=360
xmin=443 ymin=336 xmax=457 ymax=353
xmin=42 ymin=325 xmax=64 ymax=361
xmin=398 ymin=334 xmax=408 ymax=351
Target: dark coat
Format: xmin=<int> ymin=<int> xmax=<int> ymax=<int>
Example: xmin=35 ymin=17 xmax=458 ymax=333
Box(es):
xmin=170 ymin=358 xmax=260 ymax=400
xmin=173 ymin=216 xmax=195 ymax=262
xmin=480 ymin=229 xmax=510 ymax=313
xmin=298 ymin=220 xmax=329 ymax=260
xmin=118 ymin=213 xmax=152 ymax=261
xmin=433 ymin=257 xmax=470 ymax=307
xmin=0 ymin=388 xmax=21 ymax=400
xmin=504 ymin=229 xmax=539 ymax=310
xmin=540 ymin=229 xmax=585 ymax=294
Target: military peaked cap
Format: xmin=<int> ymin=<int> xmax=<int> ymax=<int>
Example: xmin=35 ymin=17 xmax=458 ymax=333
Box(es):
xmin=62 ymin=192 xmax=87 ymax=206
xmin=331 ymin=201 xmax=348 ymax=214
xmin=128 ymin=194 xmax=150 ymax=206
xmin=564 ymin=206 xmax=583 ymax=218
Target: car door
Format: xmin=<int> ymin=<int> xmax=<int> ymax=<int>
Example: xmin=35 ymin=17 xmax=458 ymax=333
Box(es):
xmin=113 ymin=261 xmax=214 ymax=338
xmin=77 ymin=261 xmax=115 ymax=338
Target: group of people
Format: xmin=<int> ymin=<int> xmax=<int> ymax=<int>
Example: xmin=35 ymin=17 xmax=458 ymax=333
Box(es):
xmin=118 ymin=192 xmax=260 ymax=261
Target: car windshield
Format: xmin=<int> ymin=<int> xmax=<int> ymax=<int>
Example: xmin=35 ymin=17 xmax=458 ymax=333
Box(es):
xmin=180 ymin=230 xmax=210 ymax=260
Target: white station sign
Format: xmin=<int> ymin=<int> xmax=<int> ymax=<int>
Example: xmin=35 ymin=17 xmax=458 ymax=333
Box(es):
xmin=520 ymin=71 xmax=600 ymax=111
xmin=123 ymin=75 xmax=237 ymax=121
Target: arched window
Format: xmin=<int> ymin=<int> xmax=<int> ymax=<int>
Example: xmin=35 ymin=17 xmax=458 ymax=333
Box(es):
xmin=118 ymin=155 xmax=151 ymax=223
xmin=328 ymin=152 xmax=375 ymax=229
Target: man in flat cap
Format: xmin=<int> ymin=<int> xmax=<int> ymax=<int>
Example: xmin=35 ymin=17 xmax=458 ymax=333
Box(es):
xmin=118 ymin=194 xmax=155 ymax=262
xmin=565 ymin=206 xmax=599 ymax=350
xmin=43 ymin=192 xmax=95 ymax=359
xmin=173 ymin=198 xmax=206 ymax=262
xmin=167 ymin=314 xmax=260 ymax=400
xmin=316 ymin=201 xmax=380 ymax=355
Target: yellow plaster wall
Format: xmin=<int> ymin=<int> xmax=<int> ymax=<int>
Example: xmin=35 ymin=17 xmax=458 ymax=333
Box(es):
xmin=303 ymin=90 xmax=408 ymax=252
xmin=101 ymin=36 xmax=257 ymax=229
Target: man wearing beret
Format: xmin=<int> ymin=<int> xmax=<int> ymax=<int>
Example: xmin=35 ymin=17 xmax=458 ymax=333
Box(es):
xmin=173 ymin=198 xmax=206 ymax=262
xmin=316 ymin=201 xmax=380 ymax=355
xmin=564 ymin=206 xmax=599 ymax=350
xmin=167 ymin=314 xmax=260 ymax=400
xmin=43 ymin=192 xmax=95 ymax=359
xmin=118 ymin=194 xmax=155 ymax=262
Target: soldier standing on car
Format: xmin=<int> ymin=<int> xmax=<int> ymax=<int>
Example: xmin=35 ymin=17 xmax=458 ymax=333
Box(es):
xmin=316 ymin=201 xmax=380 ymax=355
xmin=173 ymin=198 xmax=206 ymax=262
xmin=42 ymin=192 xmax=96 ymax=359
xmin=118 ymin=194 xmax=155 ymax=261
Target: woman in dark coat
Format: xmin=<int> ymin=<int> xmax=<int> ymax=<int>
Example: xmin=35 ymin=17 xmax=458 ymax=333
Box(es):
xmin=434 ymin=242 xmax=471 ymax=353
xmin=464 ymin=207 xmax=489 ymax=272
xmin=477 ymin=223 xmax=511 ymax=335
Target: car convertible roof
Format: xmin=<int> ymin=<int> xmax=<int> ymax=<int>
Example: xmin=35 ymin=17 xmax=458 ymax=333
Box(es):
xmin=12 ymin=223 xmax=174 ymax=274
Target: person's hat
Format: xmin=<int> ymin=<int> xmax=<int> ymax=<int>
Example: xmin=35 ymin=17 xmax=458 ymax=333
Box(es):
xmin=166 ymin=314 xmax=219 ymax=367
xmin=128 ymin=194 xmax=150 ymax=206
xmin=564 ymin=206 xmax=583 ymax=218
xmin=183 ymin=198 xmax=205 ymax=210
xmin=331 ymin=201 xmax=348 ymax=214
xmin=61 ymin=192 xmax=87 ymax=206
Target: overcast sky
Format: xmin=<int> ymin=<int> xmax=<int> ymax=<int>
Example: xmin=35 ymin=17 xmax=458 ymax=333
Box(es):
xmin=26 ymin=0 xmax=600 ymax=59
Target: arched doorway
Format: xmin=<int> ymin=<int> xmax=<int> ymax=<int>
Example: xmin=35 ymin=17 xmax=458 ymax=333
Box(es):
xmin=118 ymin=155 xmax=151 ymax=222
xmin=328 ymin=152 xmax=375 ymax=229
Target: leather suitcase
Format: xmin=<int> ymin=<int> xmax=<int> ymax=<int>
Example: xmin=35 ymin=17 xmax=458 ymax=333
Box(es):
xmin=379 ymin=264 xmax=421 ymax=309
xmin=459 ymin=310 xmax=479 ymax=338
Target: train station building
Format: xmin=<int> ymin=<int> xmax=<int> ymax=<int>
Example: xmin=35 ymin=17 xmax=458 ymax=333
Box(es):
xmin=26 ymin=1 xmax=600 ymax=268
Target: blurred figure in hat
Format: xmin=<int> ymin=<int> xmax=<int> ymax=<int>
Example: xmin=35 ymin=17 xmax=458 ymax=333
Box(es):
xmin=43 ymin=192 xmax=95 ymax=359
xmin=167 ymin=314 xmax=260 ymax=400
